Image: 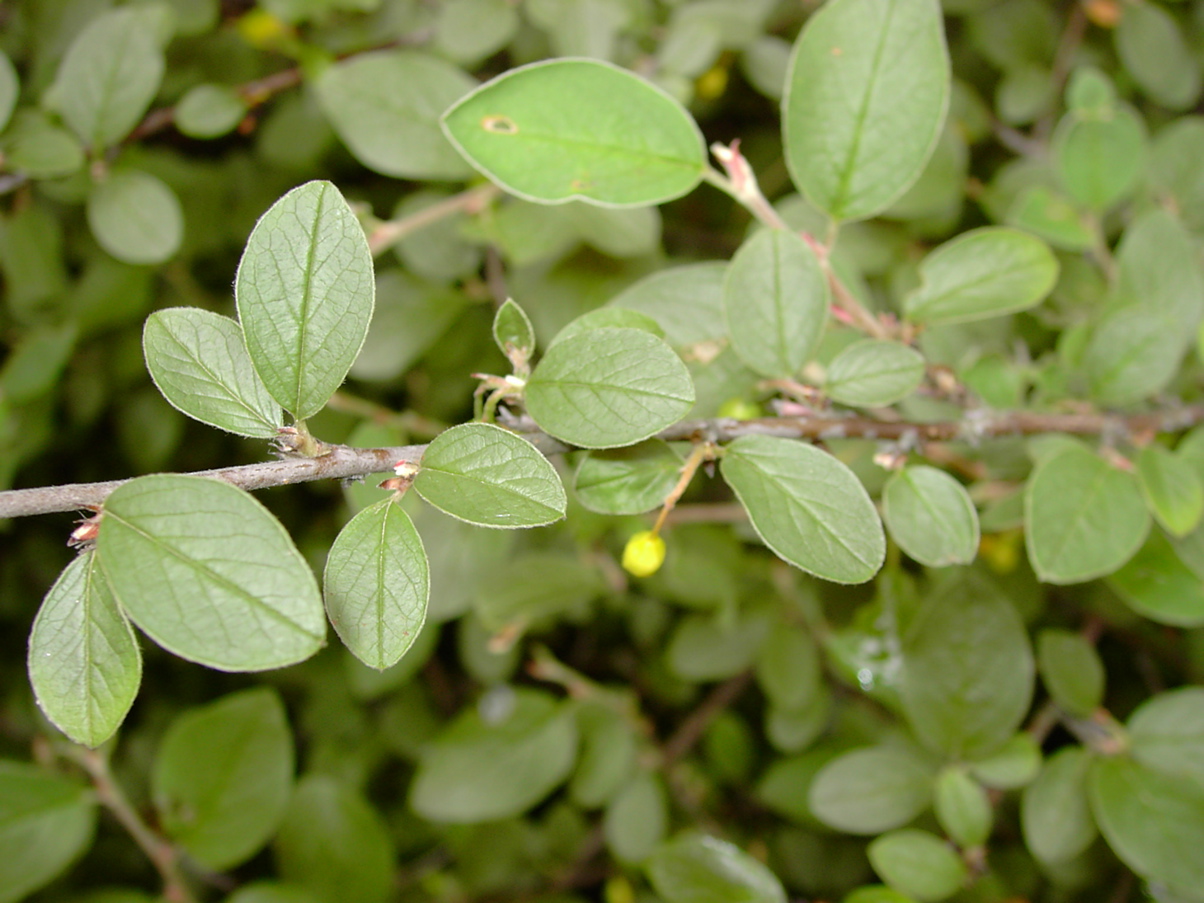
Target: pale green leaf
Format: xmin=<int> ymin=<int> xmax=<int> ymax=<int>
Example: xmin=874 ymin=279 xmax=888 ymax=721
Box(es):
xmin=1138 ymin=444 xmax=1204 ymax=537
xmin=1108 ymin=529 xmax=1204 ymax=627
xmin=782 ymin=0 xmax=949 ymax=222
xmin=904 ymin=227 xmax=1058 ymax=325
xmin=719 ymin=435 xmax=885 ymax=584
xmin=414 ymin=422 xmax=566 ymax=528
xmin=1036 ymin=628 xmax=1104 ymax=717
xmin=1090 ymin=756 xmax=1204 ymax=890
xmin=143 ymin=308 xmax=284 ymax=438
xmin=966 ymin=733 xmax=1041 ymax=790
xmin=434 ymin=0 xmax=519 ymax=65
xmin=1084 ymin=307 xmax=1184 ymax=406
xmin=0 ymin=51 xmax=17 ymax=134
xmin=324 ymin=499 xmax=429 ymax=670
xmin=1115 ymin=2 xmax=1201 ymax=111
xmin=87 ymin=170 xmax=183 ymax=265
xmin=315 ymin=50 xmax=476 ymax=180
xmin=1114 ymin=208 xmax=1204 ymax=336
xmin=933 ymin=766 xmax=992 ymax=849
xmin=645 ymin=832 xmax=787 ymax=903
xmin=1128 ymin=687 xmax=1204 ymax=790
xmin=900 ymin=572 xmax=1034 ymax=759
xmin=98 ymin=475 xmax=326 ymax=671
xmin=550 ymin=307 xmax=664 ymax=347
xmin=153 ymin=688 xmax=293 ymax=870
xmin=441 ymin=58 xmax=706 ymax=206
xmin=754 ymin=625 xmax=821 ymax=712
xmin=867 ymin=829 xmax=968 ymax=902
xmin=2 ymin=110 xmax=85 ymax=179
xmin=570 ymin=703 xmax=638 ymax=808
xmin=28 ymin=551 xmax=141 ymax=749
xmin=410 ymin=688 xmax=578 ymax=822
xmin=1024 ymin=444 xmax=1150 ymax=584
xmin=493 ymin=298 xmax=536 ymax=360
xmin=808 ymin=746 xmax=935 ymax=835
xmin=882 ymin=466 xmax=979 ymax=567
xmin=1053 ymin=106 xmax=1145 ymax=211
xmin=1005 ymin=186 xmax=1095 ymax=251
xmin=723 ymin=229 xmax=827 ymax=378
xmin=235 ymin=181 xmax=374 ymax=420
xmin=525 ymin=327 xmax=695 ymax=449
xmin=175 ymin=83 xmax=245 ymax=139
xmin=52 ymin=7 xmax=165 ymax=147
xmin=826 ymin=340 xmax=925 ymax=407
xmin=604 ymin=772 xmax=668 ymax=864
xmin=0 ymin=762 xmax=96 ymax=903
xmin=574 ymin=439 xmax=682 ymax=515
xmin=1021 ymin=746 xmax=1096 ymax=865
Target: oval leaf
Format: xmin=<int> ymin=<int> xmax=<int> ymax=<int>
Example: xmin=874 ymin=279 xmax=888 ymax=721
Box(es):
xmin=1128 ymin=687 xmax=1204 ymax=789
xmin=782 ymin=0 xmax=950 ymax=222
xmin=98 ymin=474 xmax=326 ymax=671
xmin=574 ymin=440 xmax=683 ymax=515
xmin=867 ymin=829 xmax=968 ymax=902
xmin=493 ymin=297 xmax=536 ymax=360
xmin=1021 ymin=746 xmax=1097 ymax=865
xmin=414 ymin=422 xmax=566 ymax=527
xmin=723 ymin=229 xmax=828 ymax=379
xmin=1036 ymin=628 xmax=1104 ymax=717
xmin=28 ymin=551 xmax=142 ymax=748
xmin=314 ymin=50 xmax=476 ymax=180
xmin=1108 ymin=529 xmax=1204 ymax=627
xmin=645 ymin=832 xmax=787 ymax=903
xmin=904 ymin=227 xmax=1058 ymax=326
xmin=826 ymin=340 xmax=925 ymax=408
xmin=143 ymin=308 xmax=284 ymax=438
xmin=176 ymin=83 xmax=246 ymax=139
xmin=525 ymin=327 xmax=695 ymax=449
xmin=1137 ymin=444 xmax=1204 ymax=537
xmin=809 ymin=746 xmax=935 ymax=835
xmin=1053 ymin=107 xmax=1145 ymax=212
xmin=152 ymin=688 xmax=293 ymax=870
xmin=882 ymin=465 xmax=979 ymax=567
xmin=87 ymin=170 xmax=183 ymax=265
xmin=604 ymin=772 xmax=668 ymax=864
xmin=441 ymin=58 xmax=706 ymax=207
xmin=720 ymin=435 xmax=885 ymax=584
xmin=324 ymin=498 xmax=429 ymax=670
xmin=1025 ymin=444 xmax=1150 ymax=584
xmin=235 ymin=181 xmax=374 ymax=421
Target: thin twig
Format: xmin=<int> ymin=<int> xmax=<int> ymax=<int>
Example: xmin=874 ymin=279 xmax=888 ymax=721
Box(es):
xmin=366 ymin=183 xmax=500 ymax=255
xmin=661 ymin=671 xmax=753 ymax=767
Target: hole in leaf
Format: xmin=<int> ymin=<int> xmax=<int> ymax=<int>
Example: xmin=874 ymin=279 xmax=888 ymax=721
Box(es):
xmin=481 ymin=115 xmax=518 ymax=134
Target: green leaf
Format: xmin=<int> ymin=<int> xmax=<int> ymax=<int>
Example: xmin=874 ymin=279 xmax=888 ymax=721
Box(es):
xmin=1115 ymin=2 xmax=1201 ymax=111
xmin=825 ymin=340 xmax=925 ymax=407
xmin=782 ymin=0 xmax=950 ymax=222
xmin=324 ymin=498 xmax=429 ymax=670
xmin=525 ymin=327 xmax=695 ymax=449
xmin=349 ymin=272 xmax=465 ymax=382
xmin=1128 ymin=687 xmax=1204 ymax=790
xmin=882 ymin=466 xmax=979 ymax=567
xmin=867 ymin=829 xmax=968 ymax=902
xmin=1053 ymin=107 xmax=1145 ymax=211
xmin=1005 ymin=186 xmax=1095 ymax=251
xmin=274 ymin=775 xmax=395 ymax=903
xmin=1138 ymin=445 xmax=1204 ymax=537
xmin=0 ymin=51 xmax=17 ymax=133
xmin=441 ymin=58 xmax=706 ymax=207
xmin=235 ymin=181 xmax=374 ymax=420
xmin=314 ymin=50 xmax=476 ymax=180
xmin=410 ymin=688 xmax=578 ymax=822
xmin=550 ymin=307 xmax=665 ymax=347
xmin=903 ymin=227 xmax=1058 ymax=326
xmin=808 ymin=746 xmax=935 ymax=835
xmin=723 ymin=229 xmax=827 ymax=379
xmin=754 ymin=625 xmax=821 ymax=712
xmin=1150 ymin=118 xmax=1204 ymax=234
xmin=493 ymin=298 xmax=536 ymax=361
xmin=966 ymin=733 xmax=1041 ymax=790
xmin=152 ymin=688 xmax=293 ymax=870
xmin=175 ymin=83 xmax=246 ymax=139
xmin=604 ymin=772 xmax=668 ymax=864
xmin=574 ymin=440 xmax=682 ymax=515
xmin=52 ymin=7 xmax=165 ymax=147
xmin=720 ymin=435 xmax=885 ymax=584
xmin=434 ymin=0 xmax=520 ymax=65
xmin=1089 ymin=755 xmax=1204 ymax=890
xmin=933 ymin=766 xmax=992 ymax=849
xmin=225 ymin=883 xmax=323 ymax=903
xmin=1021 ymin=746 xmax=1096 ymax=865
xmin=474 ymin=552 xmax=605 ymax=633
xmin=570 ymin=703 xmax=638 ymax=808
xmin=2 ymin=110 xmax=85 ymax=179
xmin=667 ymin=609 xmax=773 ymax=681
xmin=28 ymin=551 xmax=141 ymax=749
xmin=1084 ymin=307 xmax=1184 ymax=406
xmin=414 ymin=422 xmax=566 ymax=528
xmin=900 ymin=572 xmax=1034 ymax=759
xmin=98 ymin=474 xmax=326 ymax=671
xmin=645 ymin=832 xmax=787 ymax=903
xmin=1114 ymin=208 xmax=1204 ymax=335
xmin=1025 ymin=444 xmax=1150 ymax=584
xmin=143 ymin=308 xmax=284 ymax=438
xmin=87 ymin=170 xmax=183 ymax=265
xmin=1036 ymin=628 xmax=1104 ymax=717
xmin=0 ymin=762 xmax=96 ymax=903
xmin=1109 ymin=529 xmax=1204 ymax=627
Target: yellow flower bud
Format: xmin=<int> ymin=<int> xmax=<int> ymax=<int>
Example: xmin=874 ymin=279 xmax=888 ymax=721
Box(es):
xmin=237 ymin=10 xmax=291 ymax=49
xmin=622 ymin=530 xmax=666 ymax=577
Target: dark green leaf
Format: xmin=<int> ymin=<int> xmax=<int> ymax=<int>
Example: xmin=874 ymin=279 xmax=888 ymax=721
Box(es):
xmin=882 ymin=466 xmax=979 ymax=567
xmin=525 ymin=327 xmax=695 ymax=449
xmin=754 ymin=625 xmax=821 ymax=712
xmin=645 ymin=832 xmax=787 ymax=903
xmin=966 ymin=733 xmax=1041 ymax=790
xmin=153 ymin=688 xmax=293 ymax=870
xmin=474 ymin=552 xmax=604 ymax=633
xmin=143 ymin=308 xmax=284 ymax=438
xmin=1025 ymin=444 xmax=1150 ymax=584
xmin=414 ymin=422 xmax=566 ymax=528
xmin=867 ymin=829 xmax=968 ymax=902
xmin=809 ymin=746 xmax=936 ymax=835
xmin=28 ymin=551 xmax=141 ymax=748
xmin=0 ymin=51 xmax=17 ymax=133
xmin=604 ymin=772 xmax=668 ymax=864
xmin=569 ymin=703 xmax=638 ymax=808
xmin=98 ymin=475 xmax=326 ymax=671
xmin=667 ymin=608 xmax=772 ymax=681
xmin=235 ymin=181 xmax=374 ymax=420
xmin=324 ymin=498 xmax=429 ymax=670
xmin=442 ymin=58 xmax=706 ymax=206
xmin=574 ymin=440 xmax=682 ymax=515
xmin=782 ymin=0 xmax=949 ymax=221
xmin=720 ymin=435 xmax=885 ymax=584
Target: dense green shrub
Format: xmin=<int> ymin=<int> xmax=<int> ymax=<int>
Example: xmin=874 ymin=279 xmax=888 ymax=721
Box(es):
xmin=2 ymin=1 xmax=1204 ymax=901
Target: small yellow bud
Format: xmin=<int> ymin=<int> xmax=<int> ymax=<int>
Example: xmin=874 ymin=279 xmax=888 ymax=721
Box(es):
xmin=717 ymin=397 xmax=762 ymax=420
xmin=622 ymin=530 xmax=666 ymax=577
xmin=237 ymin=10 xmax=291 ymax=49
